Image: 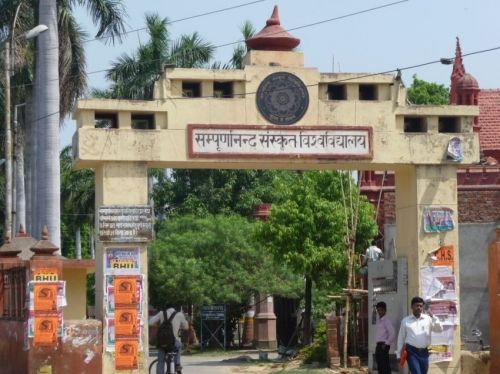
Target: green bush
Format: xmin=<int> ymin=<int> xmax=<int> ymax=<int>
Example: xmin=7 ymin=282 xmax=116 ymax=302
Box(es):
xmin=300 ymin=320 xmax=327 ymax=364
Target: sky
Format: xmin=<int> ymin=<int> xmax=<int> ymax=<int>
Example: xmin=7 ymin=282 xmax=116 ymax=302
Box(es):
xmin=62 ymin=0 xmax=500 ymax=147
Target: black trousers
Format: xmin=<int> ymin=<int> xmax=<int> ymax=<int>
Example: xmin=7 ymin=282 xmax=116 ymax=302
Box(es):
xmin=375 ymin=342 xmax=391 ymax=374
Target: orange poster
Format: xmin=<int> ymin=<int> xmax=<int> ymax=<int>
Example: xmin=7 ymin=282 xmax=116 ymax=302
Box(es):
xmin=33 ymin=316 xmax=58 ymax=346
xmin=114 ymin=276 xmax=138 ymax=305
xmin=34 ymin=283 xmax=58 ymax=312
xmin=432 ymin=245 xmax=455 ymax=268
xmin=115 ymin=307 xmax=139 ymax=337
xmin=115 ymin=339 xmax=138 ymax=370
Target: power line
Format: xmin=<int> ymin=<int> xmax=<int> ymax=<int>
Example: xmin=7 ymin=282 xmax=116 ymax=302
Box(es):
xmin=84 ymin=0 xmax=268 ymax=44
xmin=216 ymin=0 xmax=409 ymax=49
xmin=30 ymin=0 xmax=268 ymax=55
xmin=10 ymin=0 xmax=409 ymax=91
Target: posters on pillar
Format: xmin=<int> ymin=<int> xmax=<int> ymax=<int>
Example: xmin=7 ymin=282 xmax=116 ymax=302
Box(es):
xmin=27 ymin=281 xmax=66 ymax=344
xmin=115 ymin=339 xmax=139 ymax=370
xmin=28 ymin=281 xmax=67 ymax=311
xmin=106 ymin=316 xmax=143 ymax=352
xmin=428 ymin=300 xmax=459 ymax=325
xmin=33 ymin=314 xmax=59 ymax=346
xmin=114 ymin=276 xmax=139 ymax=305
xmin=429 ymin=325 xmax=454 ymax=363
xmin=429 ymin=245 xmax=455 ymax=270
xmin=422 ymin=207 xmax=455 ymax=233
xmin=115 ymin=308 xmax=140 ymax=337
xmin=103 ymin=265 xmax=144 ymax=352
xmin=420 ymin=264 xmax=458 ymax=363
xmin=105 ymin=275 xmax=143 ymax=316
xmin=34 ymin=283 xmax=58 ymax=312
xmin=28 ymin=311 xmax=64 ymax=339
xmin=420 ymin=266 xmax=456 ymax=301
xmin=105 ymin=247 xmax=140 ymax=275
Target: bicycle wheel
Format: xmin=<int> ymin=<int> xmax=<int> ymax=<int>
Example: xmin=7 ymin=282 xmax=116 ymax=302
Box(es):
xmin=149 ymin=358 xmax=158 ymax=374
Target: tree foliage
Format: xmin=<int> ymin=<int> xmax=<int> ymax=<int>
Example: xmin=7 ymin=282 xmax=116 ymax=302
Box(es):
xmin=148 ymin=214 xmax=301 ymax=308
xmin=255 ymin=170 xmax=377 ymax=344
xmin=60 ymin=146 xmax=95 ymax=257
xmin=256 ymin=171 xmax=376 ymax=283
xmin=94 ymin=13 xmax=214 ymax=100
xmin=152 ymin=169 xmax=285 ymax=220
xmin=407 ymin=74 xmax=449 ymax=105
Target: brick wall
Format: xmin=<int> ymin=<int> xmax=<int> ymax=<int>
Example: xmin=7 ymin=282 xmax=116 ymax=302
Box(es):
xmin=383 ymin=190 xmax=500 ymax=224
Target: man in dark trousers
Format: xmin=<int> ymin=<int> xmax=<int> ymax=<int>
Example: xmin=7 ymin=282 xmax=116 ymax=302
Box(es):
xmin=375 ymin=301 xmax=395 ymax=374
xmin=396 ymin=297 xmax=443 ymax=374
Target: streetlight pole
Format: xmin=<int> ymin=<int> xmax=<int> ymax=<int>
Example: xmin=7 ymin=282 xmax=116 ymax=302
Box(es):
xmin=13 ymin=102 xmax=26 ymax=234
xmin=3 ymin=23 xmax=48 ymax=238
xmin=4 ymin=40 xmax=12 ymax=239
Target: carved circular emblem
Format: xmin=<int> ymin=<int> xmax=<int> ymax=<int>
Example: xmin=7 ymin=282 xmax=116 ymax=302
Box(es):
xmin=256 ymin=72 xmax=309 ymax=125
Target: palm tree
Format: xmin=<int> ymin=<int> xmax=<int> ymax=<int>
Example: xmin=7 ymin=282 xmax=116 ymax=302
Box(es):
xmin=32 ymin=0 xmax=126 ymax=247
xmin=60 ymin=145 xmax=95 ymax=258
xmin=94 ymin=13 xmax=215 ymax=100
xmin=229 ymin=20 xmax=255 ymax=69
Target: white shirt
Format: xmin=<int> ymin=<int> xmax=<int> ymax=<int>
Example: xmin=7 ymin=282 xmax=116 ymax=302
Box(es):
xmin=365 ymin=245 xmax=384 ymax=262
xmin=396 ymin=313 xmax=443 ymax=357
xmin=149 ymin=307 xmax=189 ymax=343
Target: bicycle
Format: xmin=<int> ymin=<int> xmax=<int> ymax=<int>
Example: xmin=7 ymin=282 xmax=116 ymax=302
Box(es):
xmin=149 ymin=351 xmax=181 ymax=374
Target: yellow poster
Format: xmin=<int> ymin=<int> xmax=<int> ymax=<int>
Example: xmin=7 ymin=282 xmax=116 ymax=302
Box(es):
xmin=34 ymin=284 xmax=58 ymax=312
xmin=115 ymin=339 xmax=138 ymax=370
xmin=115 ymin=307 xmax=138 ymax=337
xmin=114 ymin=276 xmax=138 ymax=305
xmin=33 ymin=316 xmax=58 ymax=346
xmin=33 ymin=268 xmax=58 ymax=282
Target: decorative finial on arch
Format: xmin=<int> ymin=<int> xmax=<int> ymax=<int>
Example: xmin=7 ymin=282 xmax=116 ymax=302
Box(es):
xmin=266 ymin=5 xmax=280 ymax=26
xmin=246 ymin=5 xmax=300 ymax=51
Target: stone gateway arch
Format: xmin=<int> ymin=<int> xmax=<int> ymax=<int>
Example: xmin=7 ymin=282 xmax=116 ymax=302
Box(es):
xmin=73 ymin=7 xmax=478 ymax=373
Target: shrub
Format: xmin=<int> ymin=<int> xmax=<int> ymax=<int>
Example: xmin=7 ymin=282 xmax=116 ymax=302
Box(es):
xmin=300 ymin=320 xmax=327 ymax=364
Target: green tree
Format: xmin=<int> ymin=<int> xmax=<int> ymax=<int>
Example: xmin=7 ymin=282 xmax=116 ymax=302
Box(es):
xmin=148 ymin=214 xmax=301 ymax=307
xmin=407 ymin=74 xmax=449 ymax=105
xmin=152 ymin=169 xmax=285 ymax=220
xmin=228 ymin=20 xmax=255 ymax=69
xmin=60 ymin=145 xmax=95 ymax=258
xmin=255 ymin=171 xmax=377 ymax=345
xmin=93 ymin=13 xmax=214 ymax=100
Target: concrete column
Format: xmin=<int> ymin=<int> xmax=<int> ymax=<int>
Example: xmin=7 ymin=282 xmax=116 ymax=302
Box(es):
xmin=95 ymin=162 xmax=149 ymax=373
xmin=395 ymin=164 xmax=460 ymax=372
xmin=488 ymin=227 xmax=500 ymax=373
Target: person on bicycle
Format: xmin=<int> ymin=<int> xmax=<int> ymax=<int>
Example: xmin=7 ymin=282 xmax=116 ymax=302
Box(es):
xmin=149 ymin=304 xmax=189 ymax=374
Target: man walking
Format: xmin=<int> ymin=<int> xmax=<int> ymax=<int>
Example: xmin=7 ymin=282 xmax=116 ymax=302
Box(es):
xmin=375 ymin=301 xmax=395 ymax=374
xmin=149 ymin=304 xmax=189 ymax=374
xmin=396 ymin=297 xmax=443 ymax=374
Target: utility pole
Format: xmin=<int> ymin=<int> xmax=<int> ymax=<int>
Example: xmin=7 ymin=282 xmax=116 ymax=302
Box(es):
xmin=4 ymin=40 xmax=12 ymax=238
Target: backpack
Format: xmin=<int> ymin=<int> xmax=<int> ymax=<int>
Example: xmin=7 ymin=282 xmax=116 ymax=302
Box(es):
xmin=157 ymin=310 xmax=177 ymax=351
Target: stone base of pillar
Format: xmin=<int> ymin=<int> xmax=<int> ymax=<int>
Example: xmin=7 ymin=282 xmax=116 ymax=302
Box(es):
xmin=254 ymin=313 xmax=277 ymax=349
xmin=255 ymin=339 xmax=277 ymax=350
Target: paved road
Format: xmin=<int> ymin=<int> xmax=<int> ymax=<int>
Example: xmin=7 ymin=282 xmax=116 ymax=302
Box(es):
xmin=148 ymin=350 xmax=276 ymax=374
